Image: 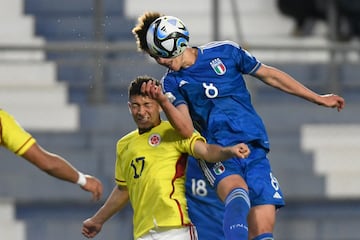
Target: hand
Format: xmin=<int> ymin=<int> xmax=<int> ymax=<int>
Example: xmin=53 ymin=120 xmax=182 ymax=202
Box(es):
xmin=141 ymin=80 xmax=168 ymax=104
xmin=319 ymin=94 xmax=345 ymax=112
xmin=82 ymin=218 xmax=102 ymax=238
xmin=81 ymin=175 xmax=103 ymax=201
xmin=233 ymin=143 xmax=250 ymax=159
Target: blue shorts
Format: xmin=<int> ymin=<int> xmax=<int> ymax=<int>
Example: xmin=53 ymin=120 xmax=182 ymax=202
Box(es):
xmin=199 ymin=143 xmax=285 ymax=208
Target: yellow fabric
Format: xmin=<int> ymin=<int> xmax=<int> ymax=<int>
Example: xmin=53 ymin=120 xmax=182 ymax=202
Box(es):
xmin=115 ymin=121 xmax=205 ymax=239
xmin=0 ymin=109 xmax=36 ymax=155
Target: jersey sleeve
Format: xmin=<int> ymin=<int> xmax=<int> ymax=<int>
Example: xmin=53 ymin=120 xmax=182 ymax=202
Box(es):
xmin=233 ymin=45 xmax=262 ymax=75
xmin=161 ymin=73 xmax=188 ymax=107
xmin=115 ymin=138 xmax=127 ymax=187
xmin=0 ymin=110 xmax=36 ymax=155
xmin=178 ymin=131 xmax=206 ymax=157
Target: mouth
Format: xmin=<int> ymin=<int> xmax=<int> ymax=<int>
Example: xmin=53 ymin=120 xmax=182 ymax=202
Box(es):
xmin=136 ymin=115 xmax=150 ymax=125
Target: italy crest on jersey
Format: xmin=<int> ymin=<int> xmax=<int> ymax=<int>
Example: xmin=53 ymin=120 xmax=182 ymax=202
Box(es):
xmin=213 ymin=162 xmax=225 ymax=175
xmin=210 ymin=58 xmax=226 ymax=75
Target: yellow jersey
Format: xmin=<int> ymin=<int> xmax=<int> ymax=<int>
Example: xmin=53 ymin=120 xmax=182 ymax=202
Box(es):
xmin=115 ymin=121 xmax=205 ymax=239
xmin=0 ymin=109 xmax=36 ymax=155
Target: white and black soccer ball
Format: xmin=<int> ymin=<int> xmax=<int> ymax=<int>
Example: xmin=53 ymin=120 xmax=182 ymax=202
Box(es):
xmin=146 ymin=16 xmax=190 ymax=58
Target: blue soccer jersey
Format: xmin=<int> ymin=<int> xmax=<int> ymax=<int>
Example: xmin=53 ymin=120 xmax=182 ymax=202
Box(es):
xmin=186 ymin=156 xmax=225 ymax=240
xmin=163 ymin=40 xmax=285 ymax=208
xmin=162 ymin=40 xmax=268 ymax=149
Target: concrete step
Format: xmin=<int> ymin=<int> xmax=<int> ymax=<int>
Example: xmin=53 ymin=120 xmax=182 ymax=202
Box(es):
xmin=324 ymin=173 xmax=360 ymax=198
xmin=0 ymin=85 xmax=70 ymax=106
xmin=0 ymin=222 xmax=26 ymax=240
xmin=0 ymin=16 xmax=36 ymax=37
xmin=0 ymin=198 xmax=26 ymax=240
xmin=0 ymin=0 xmax=24 ymax=17
xmin=314 ymin=148 xmax=360 ymax=173
xmin=0 ymin=37 xmax=45 ymax=61
xmin=0 ymin=62 xmax=57 ymax=85
xmin=0 ymin=36 xmax=43 ymax=45
xmin=0 ymin=198 xmax=16 ymax=221
xmin=0 ymin=51 xmax=45 ymax=61
xmin=301 ymin=124 xmax=360 ymax=149
xmin=2 ymin=105 xmax=79 ymax=131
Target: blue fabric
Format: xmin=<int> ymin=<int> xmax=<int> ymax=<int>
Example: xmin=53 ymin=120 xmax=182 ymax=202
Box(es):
xmin=223 ymin=188 xmax=250 ymax=240
xmin=162 ymin=41 xmax=268 ymax=149
xmin=186 ymin=156 xmax=225 ymax=240
xmin=252 ymin=232 xmax=274 ymax=240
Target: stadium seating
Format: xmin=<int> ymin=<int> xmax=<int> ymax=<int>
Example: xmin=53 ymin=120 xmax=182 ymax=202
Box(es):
xmin=0 ymin=0 xmax=358 ymax=239
xmin=0 ymin=198 xmax=25 ymax=240
xmin=0 ymin=0 xmax=79 ymax=131
xmin=301 ymin=124 xmax=360 ymax=198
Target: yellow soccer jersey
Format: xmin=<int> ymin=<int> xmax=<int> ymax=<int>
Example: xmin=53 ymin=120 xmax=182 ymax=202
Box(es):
xmin=0 ymin=109 xmax=36 ymax=155
xmin=115 ymin=121 xmax=205 ymax=239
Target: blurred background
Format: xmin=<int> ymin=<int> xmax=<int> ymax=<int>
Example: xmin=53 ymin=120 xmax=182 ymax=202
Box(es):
xmin=0 ymin=0 xmax=359 ymax=239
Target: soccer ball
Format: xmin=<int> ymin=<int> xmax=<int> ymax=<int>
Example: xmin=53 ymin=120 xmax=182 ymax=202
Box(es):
xmin=146 ymin=16 xmax=189 ymax=58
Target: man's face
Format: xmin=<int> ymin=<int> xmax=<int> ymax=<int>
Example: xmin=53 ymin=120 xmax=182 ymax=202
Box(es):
xmin=149 ymin=53 xmax=183 ymax=71
xmin=128 ymin=95 xmax=161 ymax=133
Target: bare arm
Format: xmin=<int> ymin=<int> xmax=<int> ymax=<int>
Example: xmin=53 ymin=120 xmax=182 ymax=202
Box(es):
xmin=141 ymin=80 xmax=194 ymax=137
xmin=254 ymin=64 xmax=345 ymax=111
xmin=82 ymin=186 xmax=129 ymax=238
xmin=193 ymin=141 xmax=250 ymax=163
xmin=22 ymin=143 xmax=103 ymax=201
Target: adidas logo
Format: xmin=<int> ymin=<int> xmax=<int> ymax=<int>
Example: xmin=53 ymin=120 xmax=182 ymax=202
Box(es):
xmin=273 ymin=192 xmax=282 ymax=199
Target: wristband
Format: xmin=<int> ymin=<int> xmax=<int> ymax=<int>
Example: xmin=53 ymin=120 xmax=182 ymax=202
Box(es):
xmin=77 ymin=172 xmax=87 ymax=186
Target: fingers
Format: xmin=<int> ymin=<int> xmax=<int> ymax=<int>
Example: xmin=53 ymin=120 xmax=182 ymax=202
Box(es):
xmin=82 ymin=219 xmax=100 ymax=238
xmin=236 ymin=143 xmax=250 ymax=158
xmin=82 ymin=227 xmax=97 ymax=238
xmin=322 ymin=94 xmax=345 ymax=112
xmin=91 ymin=184 xmax=102 ymax=202
xmin=83 ymin=176 xmax=103 ymax=201
xmin=141 ymin=81 xmax=157 ymax=96
xmin=93 ymin=178 xmax=103 ymax=201
xmin=337 ymin=98 xmax=345 ymax=112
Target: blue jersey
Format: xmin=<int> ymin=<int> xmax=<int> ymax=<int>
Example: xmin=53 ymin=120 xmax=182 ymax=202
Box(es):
xmin=162 ymin=41 xmax=269 ymax=149
xmin=186 ymin=156 xmax=225 ymax=240
xmin=163 ymin=40 xmax=285 ymax=208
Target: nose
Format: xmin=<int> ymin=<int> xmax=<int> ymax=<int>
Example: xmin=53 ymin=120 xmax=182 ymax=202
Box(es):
xmin=156 ymin=57 xmax=169 ymax=65
xmin=137 ymin=105 xmax=146 ymax=115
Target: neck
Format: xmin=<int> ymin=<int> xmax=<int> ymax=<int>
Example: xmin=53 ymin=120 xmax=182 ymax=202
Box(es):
xmin=183 ymin=47 xmax=198 ymax=68
xmin=138 ymin=127 xmax=153 ymax=134
xmin=138 ymin=120 xmax=161 ymax=134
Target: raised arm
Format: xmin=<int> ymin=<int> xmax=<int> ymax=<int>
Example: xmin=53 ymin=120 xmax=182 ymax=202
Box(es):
xmin=254 ymin=64 xmax=345 ymax=111
xmin=141 ymin=80 xmax=194 ymax=138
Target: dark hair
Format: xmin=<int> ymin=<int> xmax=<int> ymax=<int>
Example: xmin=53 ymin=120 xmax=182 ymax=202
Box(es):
xmin=132 ymin=12 xmax=163 ymax=52
xmin=128 ymin=75 xmax=160 ymax=99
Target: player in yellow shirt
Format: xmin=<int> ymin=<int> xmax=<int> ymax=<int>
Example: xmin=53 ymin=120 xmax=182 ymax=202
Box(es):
xmin=0 ymin=109 xmax=103 ymax=201
xmin=82 ymin=75 xmax=250 ymax=240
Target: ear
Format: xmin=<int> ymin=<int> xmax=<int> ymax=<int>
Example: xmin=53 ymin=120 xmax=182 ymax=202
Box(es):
xmin=127 ymin=102 xmax=132 ymax=114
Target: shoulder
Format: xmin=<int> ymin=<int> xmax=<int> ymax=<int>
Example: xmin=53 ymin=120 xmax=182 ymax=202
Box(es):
xmin=117 ymin=129 xmax=138 ymax=145
xmin=0 ymin=109 xmax=29 ymax=135
xmin=199 ymin=40 xmax=240 ymax=51
xmin=0 ymin=109 xmax=13 ymax=121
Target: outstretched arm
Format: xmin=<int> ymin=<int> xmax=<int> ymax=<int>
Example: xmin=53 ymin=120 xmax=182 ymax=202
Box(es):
xmin=82 ymin=185 xmax=129 ymax=238
xmin=193 ymin=141 xmax=250 ymax=163
xmin=22 ymin=143 xmax=103 ymax=201
xmin=255 ymin=64 xmax=345 ymax=111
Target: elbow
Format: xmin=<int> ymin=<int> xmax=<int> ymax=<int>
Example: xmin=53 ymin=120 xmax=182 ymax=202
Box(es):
xmin=38 ymin=161 xmax=58 ymax=174
xmin=180 ymin=128 xmax=194 ymax=138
